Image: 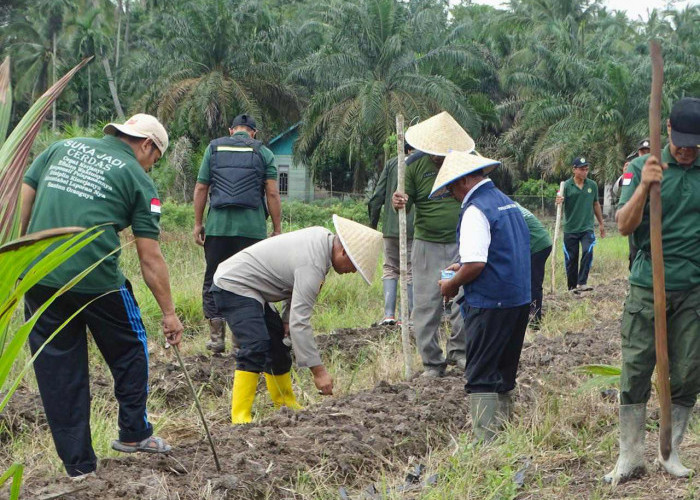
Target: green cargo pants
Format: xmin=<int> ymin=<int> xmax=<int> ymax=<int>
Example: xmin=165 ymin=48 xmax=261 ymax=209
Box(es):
xmin=620 ymin=284 xmax=700 ymax=407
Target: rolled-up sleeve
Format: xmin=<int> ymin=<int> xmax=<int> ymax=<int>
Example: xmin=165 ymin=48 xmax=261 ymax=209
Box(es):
xmin=288 ymin=266 xmax=326 ymax=367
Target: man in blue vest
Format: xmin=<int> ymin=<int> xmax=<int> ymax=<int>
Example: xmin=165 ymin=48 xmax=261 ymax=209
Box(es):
xmin=193 ymin=114 xmax=282 ymax=353
xmin=433 ymin=151 xmax=531 ymax=442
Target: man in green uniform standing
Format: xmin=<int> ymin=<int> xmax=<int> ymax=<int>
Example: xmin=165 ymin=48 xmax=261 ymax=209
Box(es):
xmin=606 ymin=97 xmax=700 ymax=484
xmin=193 ymin=114 xmax=282 ymax=354
xmin=368 ymin=150 xmax=415 ymax=325
xmin=516 ymin=204 xmax=552 ymax=326
xmin=392 ymin=112 xmax=472 ymax=376
xmin=20 ymin=114 xmax=184 ymax=478
xmin=555 ymin=156 xmax=605 ymax=291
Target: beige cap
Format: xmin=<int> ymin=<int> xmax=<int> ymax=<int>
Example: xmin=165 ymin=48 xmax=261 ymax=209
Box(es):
xmin=332 ymin=214 xmax=383 ymax=285
xmin=429 ymin=150 xmax=499 ymax=199
xmin=405 ymin=111 xmax=475 ymax=156
xmin=103 ymin=113 xmax=169 ymax=154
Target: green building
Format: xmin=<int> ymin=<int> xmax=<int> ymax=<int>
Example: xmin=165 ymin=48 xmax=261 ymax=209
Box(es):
xmin=267 ymin=122 xmax=314 ymax=202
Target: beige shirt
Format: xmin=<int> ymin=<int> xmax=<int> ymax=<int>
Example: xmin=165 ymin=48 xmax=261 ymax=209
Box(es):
xmin=213 ymin=227 xmax=334 ymax=367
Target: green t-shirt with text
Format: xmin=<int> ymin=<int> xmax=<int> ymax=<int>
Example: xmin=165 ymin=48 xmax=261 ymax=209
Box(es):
xmin=618 ymin=146 xmax=700 ymax=290
xmin=23 ymin=135 xmax=161 ymax=293
xmin=404 ymin=155 xmax=461 ymax=243
xmin=517 ymin=203 xmax=552 ymax=254
xmin=563 ymin=177 xmax=598 ymax=233
xmin=197 ymin=132 xmax=276 ymax=239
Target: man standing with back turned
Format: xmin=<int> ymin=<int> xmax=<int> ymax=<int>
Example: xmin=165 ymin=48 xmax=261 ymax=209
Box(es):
xmin=193 ymin=114 xmax=282 ymax=354
xmin=556 ymin=156 xmax=605 ymax=292
xmin=21 ymin=114 xmax=184 ymax=478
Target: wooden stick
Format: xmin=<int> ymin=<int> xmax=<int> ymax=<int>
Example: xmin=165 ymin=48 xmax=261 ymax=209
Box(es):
xmin=395 ymin=114 xmax=412 ymax=380
xmin=173 ymin=344 xmax=222 ymax=472
xmin=648 ymin=39 xmax=671 ymax=461
xmin=550 ymin=181 xmax=565 ymax=293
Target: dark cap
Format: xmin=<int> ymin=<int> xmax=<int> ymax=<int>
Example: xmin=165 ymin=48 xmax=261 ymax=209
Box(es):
xmin=231 ymin=114 xmax=257 ymax=131
xmin=572 ymin=156 xmax=589 ymax=168
xmin=637 ymin=139 xmax=650 ymax=150
xmin=669 ymin=97 xmax=700 ymax=148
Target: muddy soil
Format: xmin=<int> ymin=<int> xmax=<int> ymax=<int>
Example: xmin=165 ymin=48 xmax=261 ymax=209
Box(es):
xmin=17 ymin=278 xmax=691 ymax=499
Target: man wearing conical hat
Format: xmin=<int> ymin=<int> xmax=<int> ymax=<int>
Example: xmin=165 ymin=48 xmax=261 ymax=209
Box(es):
xmin=211 ymin=215 xmax=383 ymax=423
xmin=392 ymin=111 xmax=472 ymax=377
xmin=432 ymin=150 xmax=531 ymax=442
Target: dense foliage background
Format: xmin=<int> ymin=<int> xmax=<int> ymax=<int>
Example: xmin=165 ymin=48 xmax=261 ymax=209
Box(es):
xmin=1 ymin=0 xmax=698 ymax=196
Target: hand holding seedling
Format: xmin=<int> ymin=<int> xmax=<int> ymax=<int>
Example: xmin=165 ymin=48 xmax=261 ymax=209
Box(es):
xmin=311 ymin=365 xmax=333 ymax=395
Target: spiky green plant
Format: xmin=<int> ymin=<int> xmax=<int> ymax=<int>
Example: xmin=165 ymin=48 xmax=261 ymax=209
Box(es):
xmin=0 ymin=55 xmax=95 ymax=499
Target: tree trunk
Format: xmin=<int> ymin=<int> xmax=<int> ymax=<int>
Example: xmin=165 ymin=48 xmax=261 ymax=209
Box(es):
xmin=87 ymin=63 xmax=92 ymax=127
xmin=102 ymin=56 xmax=125 ymax=120
xmin=52 ymin=32 xmax=57 ymax=131
xmin=124 ymin=0 xmax=130 ymax=55
xmin=115 ymin=0 xmax=122 ymax=70
xmin=603 ymin=182 xmax=614 ymax=218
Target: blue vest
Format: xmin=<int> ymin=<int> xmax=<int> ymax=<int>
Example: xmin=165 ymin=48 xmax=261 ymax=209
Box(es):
xmin=458 ymin=182 xmax=531 ymax=309
xmin=208 ymin=134 xmax=266 ymax=210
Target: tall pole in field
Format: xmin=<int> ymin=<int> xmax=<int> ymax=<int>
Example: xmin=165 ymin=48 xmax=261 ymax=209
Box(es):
xmin=396 ymin=114 xmax=412 ymax=380
xmin=550 ymin=181 xmax=565 ymax=293
xmin=648 ymin=39 xmax=671 ymax=461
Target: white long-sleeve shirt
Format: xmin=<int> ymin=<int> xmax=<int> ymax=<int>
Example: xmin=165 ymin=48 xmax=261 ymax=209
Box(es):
xmin=214 ymin=227 xmax=334 ymax=367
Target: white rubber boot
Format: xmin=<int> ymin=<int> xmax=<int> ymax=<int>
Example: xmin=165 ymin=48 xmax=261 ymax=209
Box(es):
xmin=658 ymin=404 xmax=694 ymax=478
xmin=604 ymin=404 xmax=647 ymax=485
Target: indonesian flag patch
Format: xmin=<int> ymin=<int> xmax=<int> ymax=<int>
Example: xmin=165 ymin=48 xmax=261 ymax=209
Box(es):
xmin=150 ymin=198 xmax=162 ymax=214
xmin=622 ymin=172 xmax=634 ymax=186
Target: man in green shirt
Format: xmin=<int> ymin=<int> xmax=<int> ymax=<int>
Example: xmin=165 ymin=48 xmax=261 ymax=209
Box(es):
xmin=193 ymin=114 xmax=282 ymax=354
xmin=606 ymin=97 xmax=700 ymax=485
xmin=368 ymin=150 xmax=415 ymax=325
xmin=392 ymin=112 xmax=473 ymax=377
xmin=555 ymin=156 xmax=605 ymax=291
xmin=20 ymin=114 xmax=184 ymax=478
xmin=516 ymin=204 xmax=553 ymax=326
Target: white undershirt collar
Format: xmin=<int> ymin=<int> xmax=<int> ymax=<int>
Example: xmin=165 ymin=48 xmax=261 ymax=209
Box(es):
xmin=461 ymin=178 xmax=493 ymax=208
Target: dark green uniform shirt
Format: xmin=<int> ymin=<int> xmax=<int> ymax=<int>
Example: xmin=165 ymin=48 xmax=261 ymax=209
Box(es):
xmin=23 ymin=135 xmax=161 ymax=293
xmin=619 ymin=146 xmax=700 ymax=290
xmin=563 ymin=177 xmax=598 ymax=233
xmin=197 ymin=131 xmax=276 ymax=239
xmin=367 ymin=156 xmax=414 ymax=239
xmin=517 ymin=203 xmax=552 ymax=254
xmin=404 ymin=155 xmax=460 ymax=243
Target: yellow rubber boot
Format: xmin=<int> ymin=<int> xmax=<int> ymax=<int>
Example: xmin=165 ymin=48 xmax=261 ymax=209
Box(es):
xmin=231 ymin=371 xmax=260 ymax=424
xmin=264 ymin=372 xmax=303 ymax=410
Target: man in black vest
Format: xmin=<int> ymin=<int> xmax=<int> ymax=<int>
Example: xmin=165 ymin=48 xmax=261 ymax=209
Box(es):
xmin=193 ymin=114 xmax=282 ymax=353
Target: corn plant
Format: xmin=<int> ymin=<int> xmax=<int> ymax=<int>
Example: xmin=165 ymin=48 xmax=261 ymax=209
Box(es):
xmin=0 ymin=56 xmax=94 ymax=499
xmin=576 ymin=364 xmax=621 ymax=393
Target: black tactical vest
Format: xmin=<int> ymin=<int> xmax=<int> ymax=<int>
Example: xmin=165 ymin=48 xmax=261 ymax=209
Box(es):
xmin=208 ymin=134 xmax=266 ymax=210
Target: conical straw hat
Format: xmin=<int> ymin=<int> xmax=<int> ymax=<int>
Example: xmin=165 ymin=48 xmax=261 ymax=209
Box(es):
xmin=405 ymin=111 xmax=475 ymax=156
xmin=429 ymin=150 xmax=500 ymax=199
xmin=332 ymin=215 xmax=383 ymax=285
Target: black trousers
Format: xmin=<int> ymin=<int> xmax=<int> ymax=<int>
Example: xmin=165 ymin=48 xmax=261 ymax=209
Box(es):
xmin=530 ymin=245 xmax=552 ymax=323
xmin=462 ymin=304 xmax=530 ymax=393
xmin=202 ymin=235 xmax=260 ymax=319
xmin=24 ymin=282 xmax=153 ymax=477
xmin=563 ymin=231 xmax=596 ymax=290
xmin=212 ymin=288 xmax=292 ymax=374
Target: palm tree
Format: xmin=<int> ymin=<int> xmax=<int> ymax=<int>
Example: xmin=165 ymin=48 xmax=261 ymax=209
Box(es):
xmin=291 ymin=0 xmax=484 ymax=191
xmin=123 ymin=0 xmax=301 ymax=139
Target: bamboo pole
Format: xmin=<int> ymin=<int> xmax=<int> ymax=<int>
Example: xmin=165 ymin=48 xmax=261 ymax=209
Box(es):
xmin=172 ymin=345 xmax=222 ymax=472
xmin=550 ymin=181 xmax=565 ymax=293
xmin=648 ymin=39 xmax=671 ymax=461
xmin=395 ymin=114 xmax=412 ymax=380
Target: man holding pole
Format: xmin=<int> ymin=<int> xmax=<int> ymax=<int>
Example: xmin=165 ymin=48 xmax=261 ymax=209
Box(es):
xmin=555 ymin=157 xmax=605 ymax=292
xmin=605 ymin=97 xmax=700 ymax=484
xmin=368 ymin=151 xmax=415 ymax=325
xmin=392 ymin=112 xmax=472 ymax=377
